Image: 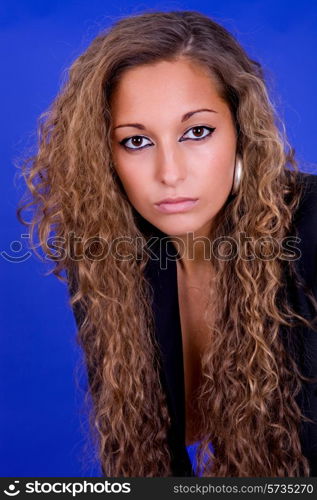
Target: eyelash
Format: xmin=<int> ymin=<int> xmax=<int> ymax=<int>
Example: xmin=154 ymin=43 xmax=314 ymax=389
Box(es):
xmin=119 ymin=126 xmax=216 ymax=151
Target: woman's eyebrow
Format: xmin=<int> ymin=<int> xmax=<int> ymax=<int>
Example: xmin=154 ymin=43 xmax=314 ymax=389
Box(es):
xmin=113 ymin=108 xmax=218 ymax=130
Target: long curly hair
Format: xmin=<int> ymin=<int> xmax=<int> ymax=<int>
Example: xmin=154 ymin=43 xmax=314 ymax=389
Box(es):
xmin=16 ymin=10 xmax=317 ymax=476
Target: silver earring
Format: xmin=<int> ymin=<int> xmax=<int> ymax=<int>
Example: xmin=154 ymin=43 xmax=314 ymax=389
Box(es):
xmin=230 ymin=155 xmax=243 ymax=195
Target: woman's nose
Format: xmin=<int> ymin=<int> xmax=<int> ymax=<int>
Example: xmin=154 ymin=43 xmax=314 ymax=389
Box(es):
xmin=155 ymin=145 xmax=186 ymax=186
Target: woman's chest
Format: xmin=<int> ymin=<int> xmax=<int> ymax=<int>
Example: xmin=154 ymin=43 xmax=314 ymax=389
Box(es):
xmin=176 ymin=265 xmax=213 ymax=445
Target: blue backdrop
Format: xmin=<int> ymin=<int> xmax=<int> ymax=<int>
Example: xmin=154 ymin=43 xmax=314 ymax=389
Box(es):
xmin=1 ymin=0 xmax=316 ymax=477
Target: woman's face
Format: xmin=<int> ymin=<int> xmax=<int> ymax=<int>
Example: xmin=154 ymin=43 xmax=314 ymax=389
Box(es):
xmin=110 ymin=58 xmax=237 ymax=238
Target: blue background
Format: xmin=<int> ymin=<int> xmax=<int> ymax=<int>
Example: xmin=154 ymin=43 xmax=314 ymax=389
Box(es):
xmin=1 ymin=0 xmax=316 ymax=477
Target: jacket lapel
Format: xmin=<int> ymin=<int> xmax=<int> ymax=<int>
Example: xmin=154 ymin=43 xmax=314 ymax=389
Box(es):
xmin=144 ymin=236 xmax=194 ymax=475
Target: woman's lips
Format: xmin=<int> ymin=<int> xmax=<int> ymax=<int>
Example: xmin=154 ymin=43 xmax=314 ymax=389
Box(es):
xmin=154 ymin=198 xmax=199 ymax=213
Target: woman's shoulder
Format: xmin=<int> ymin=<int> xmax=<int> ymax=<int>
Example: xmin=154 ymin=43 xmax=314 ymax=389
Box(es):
xmin=287 ymin=170 xmax=317 ymax=294
xmin=294 ymin=171 xmax=317 ymax=219
xmin=292 ymin=171 xmax=317 ymax=241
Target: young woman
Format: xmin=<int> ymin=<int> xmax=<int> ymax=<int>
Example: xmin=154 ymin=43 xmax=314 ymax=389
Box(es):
xmin=16 ymin=10 xmax=317 ymax=477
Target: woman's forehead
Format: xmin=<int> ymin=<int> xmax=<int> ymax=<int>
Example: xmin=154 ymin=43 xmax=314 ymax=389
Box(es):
xmin=110 ymin=59 xmax=226 ymax=122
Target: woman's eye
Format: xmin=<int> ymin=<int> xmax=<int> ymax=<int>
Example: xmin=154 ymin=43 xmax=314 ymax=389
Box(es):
xmin=119 ymin=126 xmax=215 ymax=151
xmin=181 ymin=126 xmax=216 ymax=141
xmin=120 ymin=135 xmax=152 ymax=150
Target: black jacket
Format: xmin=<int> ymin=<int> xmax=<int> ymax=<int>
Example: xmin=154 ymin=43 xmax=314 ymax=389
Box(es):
xmin=69 ymin=171 xmax=317 ymax=476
